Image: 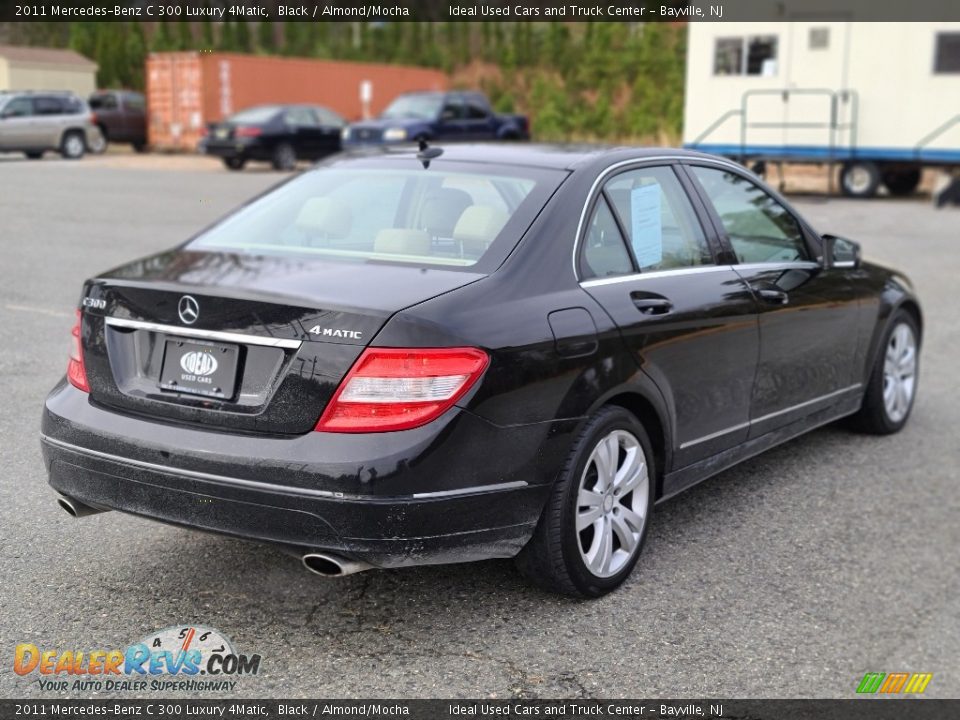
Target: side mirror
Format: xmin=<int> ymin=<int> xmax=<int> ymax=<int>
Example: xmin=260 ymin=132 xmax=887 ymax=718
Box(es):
xmin=821 ymin=234 xmax=862 ymax=269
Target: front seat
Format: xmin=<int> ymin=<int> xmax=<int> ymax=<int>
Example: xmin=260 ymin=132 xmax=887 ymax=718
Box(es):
xmin=420 ymin=188 xmax=473 ymax=240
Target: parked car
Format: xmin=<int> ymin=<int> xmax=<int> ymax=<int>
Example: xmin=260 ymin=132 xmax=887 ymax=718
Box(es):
xmin=88 ymin=90 xmax=147 ymax=153
xmin=202 ymin=104 xmax=345 ymax=171
xmin=343 ymin=91 xmax=529 ymax=146
xmin=42 ymin=145 xmax=922 ymax=597
xmin=0 ymin=90 xmax=100 ymax=159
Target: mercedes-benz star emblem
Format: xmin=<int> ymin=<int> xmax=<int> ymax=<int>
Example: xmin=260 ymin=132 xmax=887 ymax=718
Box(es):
xmin=178 ymin=295 xmax=200 ymax=325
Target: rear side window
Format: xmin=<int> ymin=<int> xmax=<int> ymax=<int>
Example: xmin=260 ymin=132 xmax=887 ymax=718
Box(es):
xmin=285 ymin=107 xmax=318 ymax=126
xmin=581 ymin=198 xmax=634 ymax=279
xmin=691 ymin=166 xmax=810 ymax=264
xmin=604 ymin=166 xmax=712 ymax=271
xmin=189 ymin=161 xmax=566 ymax=272
xmin=34 ymin=97 xmax=64 ymax=115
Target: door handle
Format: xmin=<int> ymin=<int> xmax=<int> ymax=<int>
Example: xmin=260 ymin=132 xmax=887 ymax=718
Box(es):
xmin=631 ymin=297 xmax=673 ymax=315
xmin=755 ymin=288 xmax=789 ymax=305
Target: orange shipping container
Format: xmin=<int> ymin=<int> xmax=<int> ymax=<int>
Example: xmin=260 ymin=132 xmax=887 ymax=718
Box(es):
xmin=146 ymin=52 xmax=448 ymax=151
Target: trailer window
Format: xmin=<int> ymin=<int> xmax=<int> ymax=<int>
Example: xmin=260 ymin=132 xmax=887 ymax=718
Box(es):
xmin=713 ymin=36 xmax=778 ymax=76
xmin=934 ymin=33 xmax=960 ymax=74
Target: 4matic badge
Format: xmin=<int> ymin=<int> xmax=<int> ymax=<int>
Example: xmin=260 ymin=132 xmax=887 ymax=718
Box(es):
xmin=308 ymin=325 xmax=363 ymax=340
xmin=14 ymin=625 xmax=261 ymax=693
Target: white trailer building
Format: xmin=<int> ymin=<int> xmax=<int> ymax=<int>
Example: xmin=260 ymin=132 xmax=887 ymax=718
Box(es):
xmin=683 ymin=22 xmax=960 ymax=197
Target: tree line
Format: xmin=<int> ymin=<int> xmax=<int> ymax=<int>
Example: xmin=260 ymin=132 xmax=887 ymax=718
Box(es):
xmin=3 ymin=21 xmax=686 ymax=143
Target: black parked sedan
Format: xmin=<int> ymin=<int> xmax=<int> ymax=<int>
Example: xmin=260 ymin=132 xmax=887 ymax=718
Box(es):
xmin=202 ymin=104 xmax=345 ymax=171
xmin=42 ymin=145 xmax=921 ymax=597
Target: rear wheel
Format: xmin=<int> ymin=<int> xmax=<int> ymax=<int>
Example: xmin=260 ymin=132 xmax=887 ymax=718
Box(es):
xmin=222 ymin=157 xmax=246 ymax=171
xmin=271 ymin=143 xmax=297 ymax=171
xmin=839 ymin=161 xmax=880 ymax=198
xmin=516 ymin=406 xmax=655 ymax=598
xmin=847 ymin=311 xmax=920 ymax=434
xmin=883 ymin=168 xmax=922 ymax=197
xmin=60 ymin=131 xmax=86 ymax=160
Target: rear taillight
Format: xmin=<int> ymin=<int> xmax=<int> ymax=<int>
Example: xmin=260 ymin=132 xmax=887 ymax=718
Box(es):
xmin=90 ymin=113 xmax=98 ymax=125
xmin=67 ymin=309 xmax=89 ymax=393
xmin=316 ymin=348 xmax=489 ymax=433
xmin=235 ymin=126 xmax=262 ymax=138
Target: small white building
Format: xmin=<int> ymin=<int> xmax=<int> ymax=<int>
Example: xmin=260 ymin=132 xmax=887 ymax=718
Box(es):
xmin=0 ymin=45 xmax=98 ymax=97
xmin=683 ymin=22 xmax=960 ymax=196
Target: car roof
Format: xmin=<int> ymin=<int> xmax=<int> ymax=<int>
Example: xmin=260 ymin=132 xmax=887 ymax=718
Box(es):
xmin=340 ymin=143 xmax=730 ymax=172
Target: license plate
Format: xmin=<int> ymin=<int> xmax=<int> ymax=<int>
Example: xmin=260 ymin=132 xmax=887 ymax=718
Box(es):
xmin=215 ymin=128 xmax=229 ymax=139
xmin=159 ymin=339 xmax=239 ymax=399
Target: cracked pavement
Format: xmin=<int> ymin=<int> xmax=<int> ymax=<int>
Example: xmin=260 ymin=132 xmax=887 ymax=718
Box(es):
xmin=1 ymin=154 xmax=957 ymax=699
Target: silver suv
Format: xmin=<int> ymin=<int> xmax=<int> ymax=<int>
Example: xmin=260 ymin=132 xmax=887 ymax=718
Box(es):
xmin=0 ymin=91 xmax=101 ymax=160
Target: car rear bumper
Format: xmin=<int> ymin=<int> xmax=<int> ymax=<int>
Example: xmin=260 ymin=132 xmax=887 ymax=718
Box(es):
xmin=203 ymin=139 xmax=267 ymax=161
xmin=41 ymin=382 xmax=553 ymax=568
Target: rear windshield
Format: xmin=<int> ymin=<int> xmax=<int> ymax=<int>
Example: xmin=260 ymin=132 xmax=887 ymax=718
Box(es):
xmin=227 ymin=106 xmax=280 ymax=124
xmin=189 ymin=158 xmax=566 ymax=271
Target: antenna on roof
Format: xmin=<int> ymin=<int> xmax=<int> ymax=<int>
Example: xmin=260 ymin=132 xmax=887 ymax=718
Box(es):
xmin=416 ymin=138 xmax=443 ymax=169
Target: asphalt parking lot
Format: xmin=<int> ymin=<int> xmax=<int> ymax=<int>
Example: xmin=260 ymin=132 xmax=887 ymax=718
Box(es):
xmin=1 ymin=153 xmax=958 ymax=699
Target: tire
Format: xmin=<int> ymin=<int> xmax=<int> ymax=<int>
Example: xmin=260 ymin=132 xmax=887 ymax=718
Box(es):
xmin=24 ymin=151 xmax=43 ymax=160
xmin=883 ymin=168 xmax=921 ymax=197
xmin=271 ymin=143 xmax=297 ymax=171
xmin=846 ymin=310 xmax=920 ymax=435
xmin=515 ymin=406 xmax=656 ymax=598
xmin=60 ymin=131 xmax=86 ymax=160
xmin=839 ymin=161 xmax=881 ymax=198
xmin=222 ymin=157 xmax=246 ymax=171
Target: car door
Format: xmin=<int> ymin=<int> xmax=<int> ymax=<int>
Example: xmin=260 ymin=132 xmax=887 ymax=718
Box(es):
xmin=578 ymin=163 xmax=761 ymax=468
xmin=436 ymin=95 xmax=467 ymax=141
xmin=33 ymin=96 xmax=67 ymax=147
xmin=461 ymin=94 xmax=496 ymax=140
xmin=312 ymin=106 xmax=346 ymax=156
xmin=282 ymin=107 xmax=323 ymax=158
xmin=0 ymin=96 xmax=36 ymax=149
xmin=685 ymin=163 xmax=862 ymax=437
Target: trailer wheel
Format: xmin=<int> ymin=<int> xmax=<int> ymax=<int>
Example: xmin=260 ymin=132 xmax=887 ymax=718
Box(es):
xmin=840 ymin=162 xmax=881 ymax=198
xmin=883 ymin=168 xmax=922 ymax=197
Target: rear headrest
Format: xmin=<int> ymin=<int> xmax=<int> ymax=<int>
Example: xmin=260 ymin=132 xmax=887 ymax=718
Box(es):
xmin=453 ymin=206 xmax=509 ymax=249
xmin=373 ymin=229 xmax=431 ymax=256
xmin=295 ymin=197 xmax=351 ymax=239
xmin=421 ymin=189 xmax=473 ymax=237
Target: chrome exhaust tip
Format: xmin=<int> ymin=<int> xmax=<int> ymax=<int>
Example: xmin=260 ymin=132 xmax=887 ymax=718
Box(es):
xmin=55 ymin=493 xmax=108 ymax=518
xmin=301 ymin=552 xmax=373 ymax=578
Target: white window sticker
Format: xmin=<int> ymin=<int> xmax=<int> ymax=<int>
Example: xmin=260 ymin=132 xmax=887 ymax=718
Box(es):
xmin=630 ymin=184 xmax=663 ymax=268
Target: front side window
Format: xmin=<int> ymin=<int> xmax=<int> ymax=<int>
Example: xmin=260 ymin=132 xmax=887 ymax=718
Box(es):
xmin=2 ymin=97 xmax=33 ymax=117
xmin=381 ymin=94 xmax=444 ymax=121
xmin=89 ymin=94 xmax=118 ymax=110
xmin=934 ymin=32 xmax=960 ymax=73
xmin=691 ymin=166 xmax=810 ymax=264
xmin=189 ymin=161 xmax=564 ymax=271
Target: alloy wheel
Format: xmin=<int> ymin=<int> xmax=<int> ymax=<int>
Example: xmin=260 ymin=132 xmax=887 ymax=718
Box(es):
xmin=883 ymin=322 xmax=917 ymax=423
xmin=576 ymin=429 xmax=649 ymax=578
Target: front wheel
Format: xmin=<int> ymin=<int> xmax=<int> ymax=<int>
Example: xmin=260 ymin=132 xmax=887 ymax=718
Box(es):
xmin=516 ymin=406 xmax=655 ymax=597
xmin=846 ymin=311 xmax=920 ymax=434
xmin=222 ymin=157 xmax=246 ymax=171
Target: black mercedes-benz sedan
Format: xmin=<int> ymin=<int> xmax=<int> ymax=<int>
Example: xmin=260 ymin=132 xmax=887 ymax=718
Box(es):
xmin=202 ymin=104 xmax=345 ymax=171
xmin=42 ymin=145 xmax=922 ymax=597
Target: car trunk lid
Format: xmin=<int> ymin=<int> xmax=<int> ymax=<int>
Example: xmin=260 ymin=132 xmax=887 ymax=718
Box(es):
xmin=79 ymin=250 xmax=482 ymax=435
